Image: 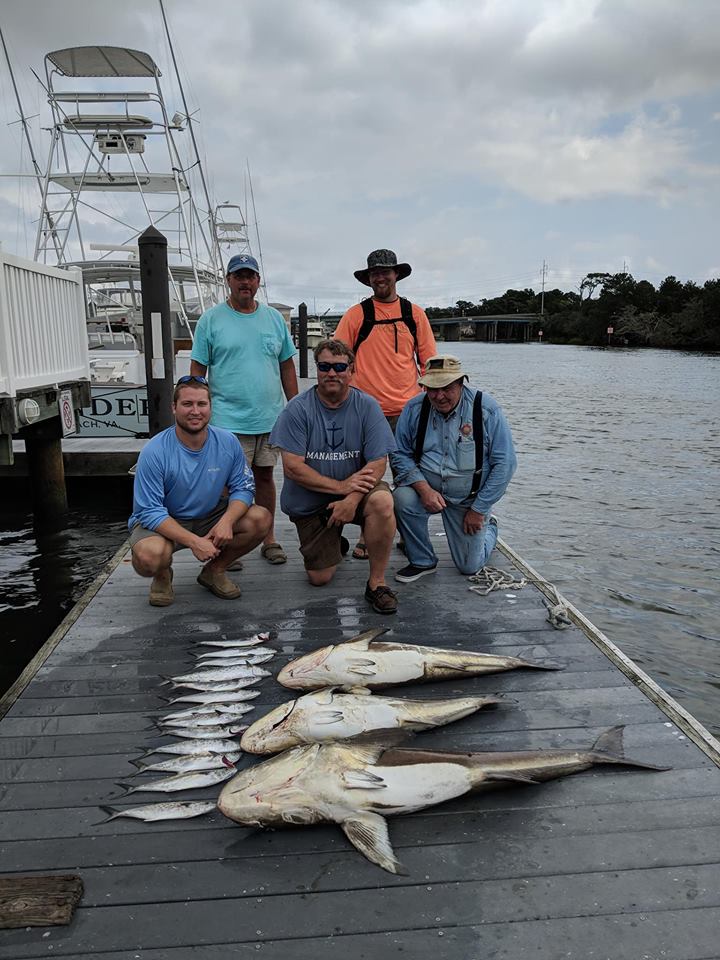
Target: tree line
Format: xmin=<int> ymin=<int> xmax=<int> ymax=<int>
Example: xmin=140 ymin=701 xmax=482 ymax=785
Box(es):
xmin=425 ymin=273 xmax=720 ymax=350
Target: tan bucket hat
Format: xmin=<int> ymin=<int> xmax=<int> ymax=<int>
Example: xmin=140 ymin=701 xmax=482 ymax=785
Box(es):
xmin=417 ymin=355 xmax=467 ymax=389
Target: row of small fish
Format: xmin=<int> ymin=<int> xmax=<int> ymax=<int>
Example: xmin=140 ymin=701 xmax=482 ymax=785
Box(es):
xmin=101 ymin=633 xmax=274 ymax=821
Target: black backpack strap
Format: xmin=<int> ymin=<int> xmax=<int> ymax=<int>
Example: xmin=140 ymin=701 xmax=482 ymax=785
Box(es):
xmin=469 ymin=391 xmax=484 ymax=497
xmin=352 ymin=299 xmax=377 ymax=354
xmin=399 ymin=297 xmax=418 ymax=356
xmin=353 ymin=297 xmax=419 ymax=357
xmin=413 ymin=394 xmax=432 ymax=463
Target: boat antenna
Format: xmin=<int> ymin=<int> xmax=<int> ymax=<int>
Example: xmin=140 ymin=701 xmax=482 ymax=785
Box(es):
xmin=0 ymin=25 xmax=62 ymax=257
xmin=157 ymin=0 xmax=222 ymax=274
xmin=247 ymin=160 xmax=268 ymax=301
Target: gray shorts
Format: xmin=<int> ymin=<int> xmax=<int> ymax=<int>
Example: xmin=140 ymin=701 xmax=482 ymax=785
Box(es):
xmin=129 ymin=499 xmax=228 ymax=552
xmin=236 ymin=433 xmax=278 ymax=468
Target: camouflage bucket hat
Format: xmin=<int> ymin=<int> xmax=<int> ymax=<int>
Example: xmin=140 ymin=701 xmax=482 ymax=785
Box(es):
xmin=354 ymin=249 xmax=412 ymax=286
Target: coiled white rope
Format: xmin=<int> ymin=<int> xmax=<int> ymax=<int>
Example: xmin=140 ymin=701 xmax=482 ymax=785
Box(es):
xmin=467 ymin=566 xmax=572 ymax=630
xmin=467 ymin=566 xmax=526 ymax=595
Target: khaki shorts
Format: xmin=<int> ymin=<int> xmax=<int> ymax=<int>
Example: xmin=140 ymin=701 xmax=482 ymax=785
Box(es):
xmin=291 ymin=481 xmax=392 ymax=571
xmin=129 ymin=499 xmax=228 ymax=552
xmin=236 ymin=433 xmax=278 ymax=468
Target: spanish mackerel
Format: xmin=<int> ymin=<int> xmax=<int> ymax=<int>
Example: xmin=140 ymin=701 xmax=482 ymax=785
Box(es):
xmin=119 ymin=766 xmax=236 ymax=795
xmin=194 ymin=634 xmax=269 ymax=649
xmin=166 ymin=680 xmax=261 ymax=694
xmin=130 ymin=751 xmax=241 ymax=774
xmin=143 ymin=738 xmax=240 ymax=756
xmin=165 ymin=690 xmax=264 ymax=706
xmin=194 ymin=646 xmax=276 ymax=660
xmin=241 ymin=687 xmax=501 ymax=754
xmin=163 ymin=724 xmax=247 ymax=740
xmin=100 ymin=801 xmax=217 ymax=822
xmin=218 ymin=726 xmax=667 ymax=874
xmin=164 ymin=665 xmax=270 ymax=685
xmin=196 ymin=654 xmax=274 ymax=668
xmin=277 ymin=628 xmax=560 ymax=690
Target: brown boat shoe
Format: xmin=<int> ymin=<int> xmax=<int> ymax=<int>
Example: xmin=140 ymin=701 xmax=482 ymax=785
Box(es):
xmin=197 ymin=566 xmax=241 ymax=600
xmin=364 ymin=581 xmax=398 ymax=615
xmin=149 ymin=568 xmax=174 ymax=607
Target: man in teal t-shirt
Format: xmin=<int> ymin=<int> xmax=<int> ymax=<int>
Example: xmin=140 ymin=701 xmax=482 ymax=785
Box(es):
xmin=191 ymin=254 xmax=298 ymax=567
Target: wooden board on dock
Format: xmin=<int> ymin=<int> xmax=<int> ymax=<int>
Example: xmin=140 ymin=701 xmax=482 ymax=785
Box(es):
xmin=1 ymin=504 xmax=718 ymax=959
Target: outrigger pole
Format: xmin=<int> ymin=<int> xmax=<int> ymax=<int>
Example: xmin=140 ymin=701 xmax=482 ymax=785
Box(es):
xmin=0 ymin=24 xmax=62 ymax=259
xmin=157 ymin=0 xmax=223 ymax=278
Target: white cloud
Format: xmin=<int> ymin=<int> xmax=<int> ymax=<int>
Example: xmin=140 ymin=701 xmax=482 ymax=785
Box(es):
xmin=1 ymin=0 xmax=720 ymax=307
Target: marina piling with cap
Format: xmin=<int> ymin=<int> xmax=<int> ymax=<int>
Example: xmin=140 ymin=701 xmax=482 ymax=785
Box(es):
xmin=138 ymin=226 xmax=174 ymax=436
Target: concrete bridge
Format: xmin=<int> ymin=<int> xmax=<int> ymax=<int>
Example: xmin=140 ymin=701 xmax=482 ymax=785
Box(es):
xmin=429 ymin=313 xmax=540 ymax=342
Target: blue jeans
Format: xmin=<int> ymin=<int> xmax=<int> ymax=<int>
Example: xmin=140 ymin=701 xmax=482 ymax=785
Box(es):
xmin=393 ymin=485 xmax=498 ymax=575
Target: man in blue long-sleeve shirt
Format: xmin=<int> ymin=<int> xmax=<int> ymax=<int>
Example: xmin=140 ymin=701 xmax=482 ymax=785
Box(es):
xmin=128 ymin=376 xmax=271 ymax=606
xmin=391 ymin=355 xmax=516 ymax=581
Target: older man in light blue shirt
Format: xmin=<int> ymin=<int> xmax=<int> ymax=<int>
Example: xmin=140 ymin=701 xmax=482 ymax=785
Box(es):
xmin=391 ymin=355 xmax=516 ymax=581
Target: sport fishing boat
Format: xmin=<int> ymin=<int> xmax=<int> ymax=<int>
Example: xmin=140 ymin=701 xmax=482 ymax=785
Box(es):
xmin=3 ymin=31 xmax=265 ymax=436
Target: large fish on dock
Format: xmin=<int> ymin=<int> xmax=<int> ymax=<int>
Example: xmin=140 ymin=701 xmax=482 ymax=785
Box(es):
xmin=241 ymin=687 xmax=501 ymax=754
xmin=277 ymin=628 xmax=561 ymax=690
xmin=218 ymin=726 xmax=668 ymax=874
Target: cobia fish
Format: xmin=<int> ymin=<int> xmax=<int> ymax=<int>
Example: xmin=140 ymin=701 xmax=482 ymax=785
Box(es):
xmin=241 ymin=687 xmax=501 ymax=754
xmin=277 ymin=628 xmax=561 ymax=690
xmin=217 ymin=726 xmax=667 ymax=874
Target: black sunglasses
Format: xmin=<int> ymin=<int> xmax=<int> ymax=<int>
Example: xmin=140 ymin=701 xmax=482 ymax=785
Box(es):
xmin=317 ymin=361 xmax=350 ymax=373
xmin=176 ymin=375 xmax=208 ymax=386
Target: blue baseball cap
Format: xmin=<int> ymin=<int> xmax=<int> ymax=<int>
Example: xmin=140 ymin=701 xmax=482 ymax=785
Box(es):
xmin=227 ymin=254 xmax=260 ymax=276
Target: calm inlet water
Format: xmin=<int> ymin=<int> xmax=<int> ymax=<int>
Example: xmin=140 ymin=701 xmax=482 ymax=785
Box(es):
xmin=1 ymin=345 xmax=718 ymax=737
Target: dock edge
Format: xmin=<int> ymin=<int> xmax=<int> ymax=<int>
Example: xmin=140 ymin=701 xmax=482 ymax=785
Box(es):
xmin=497 ymin=537 xmax=720 ymax=768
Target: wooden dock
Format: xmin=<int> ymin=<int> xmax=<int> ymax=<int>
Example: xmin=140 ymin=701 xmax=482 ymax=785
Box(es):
xmin=1 ymin=506 xmax=719 ymax=958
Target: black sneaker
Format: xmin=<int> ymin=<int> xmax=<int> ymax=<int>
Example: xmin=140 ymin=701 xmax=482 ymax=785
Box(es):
xmin=364 ymin=582 xmax=398 ymax=614
xmin=395 ymin=563 xmax=438 ymax=583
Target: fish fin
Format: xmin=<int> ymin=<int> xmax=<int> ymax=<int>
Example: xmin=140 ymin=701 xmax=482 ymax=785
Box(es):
xmin=342 ymin=814 xmax=406 ymax=875
xmin=314 ymin=710 xmax=346 ymax=725
xmin=98 ymin=805 xmax=122 ymax=823
xmin=484 ymin=771 xmax=538 ymax=785
xmin=342 ymin=768 xmax=387 ymax=789
xmin=310 ymin=686 xmax=340 ymax=704
xmin=346 ymin=658 xmax=378 ymax=677
xmin=591 ymin=725 xmax=671 ymax=771
xmin=341 ymin=627 xmax=389 ymax=650
xmin=128 ymin=758 xmax=148 ymax=770
xmin=347 ymin=685 xmax=373 ymax=696
xmin=115 ymin=782 xmax=137 ymax=796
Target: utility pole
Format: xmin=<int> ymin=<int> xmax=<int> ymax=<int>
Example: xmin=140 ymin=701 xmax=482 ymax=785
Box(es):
xmin=540 ymin=259 xmax=547 ymax=316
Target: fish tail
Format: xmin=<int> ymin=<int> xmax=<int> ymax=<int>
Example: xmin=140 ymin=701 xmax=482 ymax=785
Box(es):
xmin=115 ymin=781 xmax=136 ymax=795
xmin=591 ymin=725 xmax=670 ymax=771
xmin=525 ymin=659 xmax=564 ymax=671
xmin=98 ymin=805 xmax=122 ymax=822
xmin=128 ymin=758 xmax=148 ymax=770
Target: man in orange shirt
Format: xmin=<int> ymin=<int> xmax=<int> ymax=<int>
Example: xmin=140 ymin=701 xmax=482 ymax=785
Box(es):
xmin=334 ymin=249 xmax=437 ymax=558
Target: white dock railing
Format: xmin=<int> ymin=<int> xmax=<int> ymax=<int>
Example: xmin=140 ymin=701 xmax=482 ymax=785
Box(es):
xmin=0 ymin=249 xmax=89 ymax=398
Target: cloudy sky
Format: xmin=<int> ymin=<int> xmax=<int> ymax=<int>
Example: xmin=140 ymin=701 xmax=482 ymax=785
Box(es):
xmin=1 ymin=0 xmax=719 ymax=313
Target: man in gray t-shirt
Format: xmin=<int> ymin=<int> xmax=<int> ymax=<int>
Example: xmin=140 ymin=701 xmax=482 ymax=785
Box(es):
xmin=269 ymin=339 xmax=398 ymax=614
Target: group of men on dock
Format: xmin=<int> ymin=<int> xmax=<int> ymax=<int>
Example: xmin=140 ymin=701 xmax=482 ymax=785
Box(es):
xmin=128 ymin=248 xmax=517 ymax=614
